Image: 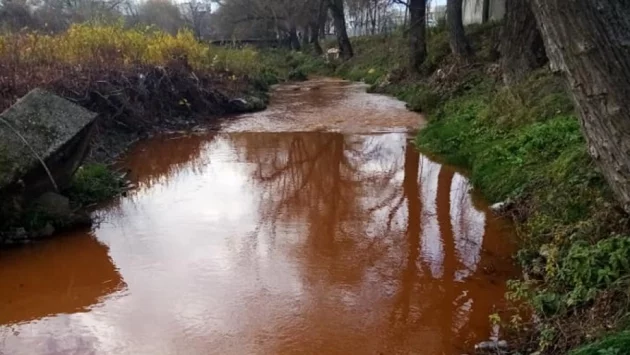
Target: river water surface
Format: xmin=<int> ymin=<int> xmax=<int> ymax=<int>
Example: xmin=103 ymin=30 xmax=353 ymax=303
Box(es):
xmin=0 ymin=78 xmax=516 ymax=354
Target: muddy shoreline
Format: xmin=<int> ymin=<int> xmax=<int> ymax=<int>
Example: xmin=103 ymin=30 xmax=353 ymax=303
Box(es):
xmin=0 ymin=65 xmax=271 ymax=246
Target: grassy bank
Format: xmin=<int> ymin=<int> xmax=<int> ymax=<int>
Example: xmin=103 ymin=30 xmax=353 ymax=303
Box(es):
xmin=311 ymin=25 xmax=630 ymax=354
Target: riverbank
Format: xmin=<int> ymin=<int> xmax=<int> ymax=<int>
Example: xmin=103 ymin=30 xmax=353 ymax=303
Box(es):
xmin=0 ymin=77 xmax=516 ymax=355
xmin=0 ymin=24 xmax=280 ymax=245
xmin=306 ymin=25 xmax=630 ymax=354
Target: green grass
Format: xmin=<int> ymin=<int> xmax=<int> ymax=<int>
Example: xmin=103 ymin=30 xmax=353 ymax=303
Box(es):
xmin=259 ymin=49 xmax=331 ymax=83
xmin=65 ymin=163 xmax=122 ymax=206
xmin=413 ymin=63 xmax=629 ymax=354
xmin=571 ymin=331 xmax=630 ymax=355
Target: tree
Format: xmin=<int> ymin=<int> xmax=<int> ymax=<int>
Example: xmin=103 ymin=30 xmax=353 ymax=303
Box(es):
xmin=481 ymin=0 xmax=489 ymax=23
xmin=138 ymin=0 xmax=185 ymax=34
xmin=530 ymin=0 xmax=630 ymax=212
xmin=408 ymin=0 xmax=426 ymax=72
xmin=181 ymin=0 xmax=212 ymax=39
xmin=210 ymin=0 xmax=316 ymax=49
xmin=0 ymin=0 xmax=36 ymax=31
xmin=499 ymin=0 xmax=546 ymax=85
xmin=446 ymin=0 xmax=472 ymax=60
xmin=327 ymin=0 xmax=353 ymax=59
xmin=308 ymin=0 xmax=327 ymax=55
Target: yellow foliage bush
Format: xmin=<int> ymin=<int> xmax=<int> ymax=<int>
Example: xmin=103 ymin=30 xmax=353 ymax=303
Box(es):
xmin=0 ymin=23 xmax=262 ymax=75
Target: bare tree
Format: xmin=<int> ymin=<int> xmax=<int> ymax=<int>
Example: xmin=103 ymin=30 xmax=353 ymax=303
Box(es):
xmin=137 ymin=0 xmax=185 ymax=35
xmin=181 ymin=0 xmax=212 ymax=39
xmin=211 ymin=0 xmax=315 ymax=48
xmin=0 ymin=0 xmax=125 ymax=32
xmin=0 ymin=0 xmax=37 ymax=31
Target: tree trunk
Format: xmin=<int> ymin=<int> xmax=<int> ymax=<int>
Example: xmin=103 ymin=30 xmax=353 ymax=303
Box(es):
xmin=310 ymin=0 xmax=326 ymax=55
xmin=530 ymin=0 xmax=630 ymax=212
xmin=499 ymin=0 xmax=547 ymax=85
xmin=408 ymin=0 xmax=427 ymax=72
xmin=482 ymin=0 xmax=490 ymax=23
xmin=447 ymin=0 xmax=473 ymax=61
xmin=289 ymin=25 xmax=301 ymax=51
xmin=327 ymin=0 xmax=353 ymax=60
xmin=310 ymin=22 xmax=323 ymax=55
xmin=370 ymin=1 xmax=377 ymax=35
xmin=301 ymin=26 xmax=310 ymax=49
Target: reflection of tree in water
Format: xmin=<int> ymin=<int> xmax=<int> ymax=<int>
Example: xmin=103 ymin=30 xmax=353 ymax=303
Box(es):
xmin=101 ymin=131 xmax=510 ymax=353
xmin=230 ymin=132 xmax=383 ymax=286
xmin=231 ymin=131 xmax=508 ymax=352
xmin=124 ymin=133 xmax=214 ymax=190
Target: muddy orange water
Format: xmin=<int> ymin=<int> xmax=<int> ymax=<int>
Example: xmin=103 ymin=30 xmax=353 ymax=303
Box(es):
xmin=0 ymin=78 xmax=516 ymax=355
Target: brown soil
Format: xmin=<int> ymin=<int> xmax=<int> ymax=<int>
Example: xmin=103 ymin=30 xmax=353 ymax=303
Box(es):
xmin=0 ymin=59 xmax=267 ymax=164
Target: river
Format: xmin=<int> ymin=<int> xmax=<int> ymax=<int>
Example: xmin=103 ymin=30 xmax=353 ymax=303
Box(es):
xmin=0 ymin=78 xmax=516 ymax=355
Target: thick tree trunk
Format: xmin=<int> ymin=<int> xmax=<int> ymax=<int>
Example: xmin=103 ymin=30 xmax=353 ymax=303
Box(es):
xmin=310 ymin=22 xmax=324 ymax=55
xmin=499 ymin=0 xmax=547 ymax=85
xmin=447 ymin=0 xmax=473 ymax=60
xmin=327 ymin=0 xmax=353 ymax=60
xmin=530 ymin=0 xmax=630 ymax=212
xmin=408 ymin=0 xmax=427 ymax=72
xmin=310 ymin=0 xmax=327 ymax=56
xmin=482 ymin=0 xmax=490 ymax=23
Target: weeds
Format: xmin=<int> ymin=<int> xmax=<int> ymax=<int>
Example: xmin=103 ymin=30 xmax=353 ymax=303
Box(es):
xmin=414 ymin=64 xmax=629 ymax=354
xmin=65 ymin=164 xmax=122 ymax=206
xmin=571 ymin=331 xmax=630 ymax=355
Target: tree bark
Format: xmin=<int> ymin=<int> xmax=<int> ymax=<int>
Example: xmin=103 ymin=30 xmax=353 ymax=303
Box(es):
xmin=310 ymin=22 xmax=324 ymax=55
xmin=408 ymin=0 xmax=427 ymax=72
xmin=289 ymin=25 xmax=301 ymax=50
xmin=447 ymin=0 xmax=473 ymax=61
xmin=327 ymin=0 xmax=353 ymax=60
xmin=499 ymin=0 xmax=547 ymax=85
xmin=482 ymin=0 xmax=490 ymax=23
xmin=309 ymin=0 xmax=326 ymax=56
xmin=301 ymin=26 xmax=309 ymax=49
xmin=530 ymin=0 xmax=630 ymax=212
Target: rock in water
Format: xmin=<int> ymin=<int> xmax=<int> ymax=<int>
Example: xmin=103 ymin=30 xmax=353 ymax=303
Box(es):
xmin=475 ymin=340 xmax=508 ymax=353
xmin=229 ymin=96 xmax=267 ymax=113
xmin=34 ymin=192 xmax=71 ymax=219
xmin=490 ymin=199 xmax=513 ymax=213
xmin=229 ymin=98 xmax=249 ymax=111
xmin=0 ymin=88 xmax=98 ymax=197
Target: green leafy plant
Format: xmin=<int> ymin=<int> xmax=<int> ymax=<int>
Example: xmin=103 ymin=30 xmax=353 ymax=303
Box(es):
xmin=66 ymin=164 xmax=122 ymax=206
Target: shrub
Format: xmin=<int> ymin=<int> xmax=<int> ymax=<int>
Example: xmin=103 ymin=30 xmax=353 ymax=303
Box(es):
xmin=0 ymin=23 xmax=263 ymax=76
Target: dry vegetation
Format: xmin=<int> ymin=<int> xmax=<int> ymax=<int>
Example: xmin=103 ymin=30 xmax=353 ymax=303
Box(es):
xmin=0 ymin=23 xmax=271 ymax=159
xmin=0 ymin=23 xmax=275 ymax=237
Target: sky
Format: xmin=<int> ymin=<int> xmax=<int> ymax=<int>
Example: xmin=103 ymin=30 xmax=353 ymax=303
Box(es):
xmin=432 ymin=0 xmax=447 ymax=8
